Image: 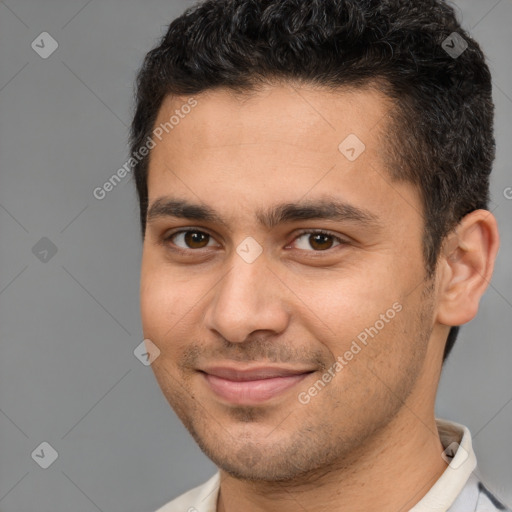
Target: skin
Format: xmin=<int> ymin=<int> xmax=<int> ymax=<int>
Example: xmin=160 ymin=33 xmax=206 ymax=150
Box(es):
xmin=140 ymin=82 xmax=499 ymax=512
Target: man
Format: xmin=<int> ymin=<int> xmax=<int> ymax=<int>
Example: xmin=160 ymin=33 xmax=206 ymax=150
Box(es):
xmin=130 ymin=0 xmax=511 ymax=510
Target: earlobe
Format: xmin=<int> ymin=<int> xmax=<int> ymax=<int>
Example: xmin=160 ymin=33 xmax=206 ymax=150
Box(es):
xmin=436 ymin=209 xmax=500 ymax=327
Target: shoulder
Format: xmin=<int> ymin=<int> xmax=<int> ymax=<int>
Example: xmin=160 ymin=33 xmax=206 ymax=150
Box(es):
xmin=475 ymin=480 xmax=512 ymax=511
xmin=450 ymin=472 xmax=512 ymax=512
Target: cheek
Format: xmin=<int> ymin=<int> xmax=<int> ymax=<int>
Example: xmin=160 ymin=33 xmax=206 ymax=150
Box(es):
xmin=298 ymin=270 xmax=403 ymax=334
xmin=294 ymin=264 xmax=425 ymax=375
xmin=140 ymin=260 xmax=211 ymax=352
xmin=140 ymin=261 xmax=183 ymax=343
xmin=140 ymin=286 xmax=167 ymax=339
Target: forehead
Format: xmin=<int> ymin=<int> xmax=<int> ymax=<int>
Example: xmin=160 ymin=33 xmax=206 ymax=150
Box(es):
xmin=146 ymin=83 xmax=421 ymax=229
xmin=152 ymin=82 xmax=391 ymax=154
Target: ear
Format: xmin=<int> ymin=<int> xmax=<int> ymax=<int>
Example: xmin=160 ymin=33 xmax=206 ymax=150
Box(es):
xmin=436 ymin=209 xmax=500 ymax=326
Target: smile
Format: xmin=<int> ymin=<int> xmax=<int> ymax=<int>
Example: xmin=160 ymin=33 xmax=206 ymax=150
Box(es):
xmin=199 ymin=365 xmax=316 ymax=405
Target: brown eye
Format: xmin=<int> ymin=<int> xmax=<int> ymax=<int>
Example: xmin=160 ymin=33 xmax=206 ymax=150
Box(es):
xmin=308 ymin=233 xmax=334 ymax=250
xmin=166 ymin=230 xmax=217 ymax=250
xmin=184 ymin=231 xmax=210 ymax=248
xmin=292 ymin=231 xmax=345 ymax=251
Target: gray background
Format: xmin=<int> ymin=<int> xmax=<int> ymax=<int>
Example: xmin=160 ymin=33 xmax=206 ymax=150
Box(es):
xmin=0 ymin=0 xmax=510 ymax=511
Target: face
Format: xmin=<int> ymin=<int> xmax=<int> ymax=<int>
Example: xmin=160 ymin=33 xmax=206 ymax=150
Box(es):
xmin=140 ymin=83 xmax=440 ymax=481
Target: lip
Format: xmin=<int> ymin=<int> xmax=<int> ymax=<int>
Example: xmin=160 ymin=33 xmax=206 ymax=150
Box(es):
xmin=199 ymin=365 xmax=316 ymax=405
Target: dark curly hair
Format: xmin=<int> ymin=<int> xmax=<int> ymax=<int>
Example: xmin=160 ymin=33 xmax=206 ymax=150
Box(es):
xmin=130 ymin=0 xmax=495 ymax=364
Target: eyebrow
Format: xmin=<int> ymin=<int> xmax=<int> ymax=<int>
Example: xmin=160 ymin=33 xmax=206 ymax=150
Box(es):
xmin=146 ymin=196 xmax=381 ymax=230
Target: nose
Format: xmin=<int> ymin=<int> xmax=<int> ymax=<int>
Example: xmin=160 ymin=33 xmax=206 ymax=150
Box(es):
xmin=202 ymin=247 xmax=290 ymax=343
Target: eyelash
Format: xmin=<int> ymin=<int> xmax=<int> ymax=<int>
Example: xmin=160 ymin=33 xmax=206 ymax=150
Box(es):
xmin=161 ymin=228 xmax=348 ymax=254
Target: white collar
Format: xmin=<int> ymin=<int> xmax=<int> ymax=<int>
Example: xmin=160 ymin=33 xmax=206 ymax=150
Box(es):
xmin=409 ymin=418 xmax=477 ymax=511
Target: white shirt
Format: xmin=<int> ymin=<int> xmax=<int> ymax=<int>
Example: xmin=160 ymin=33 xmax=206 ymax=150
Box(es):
xmin=155 ymin=418 xmax=511 ymax=512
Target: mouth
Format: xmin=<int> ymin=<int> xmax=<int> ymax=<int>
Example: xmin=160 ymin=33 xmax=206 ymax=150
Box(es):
xmin=198 ymin=365 xmax=316 ymax=405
